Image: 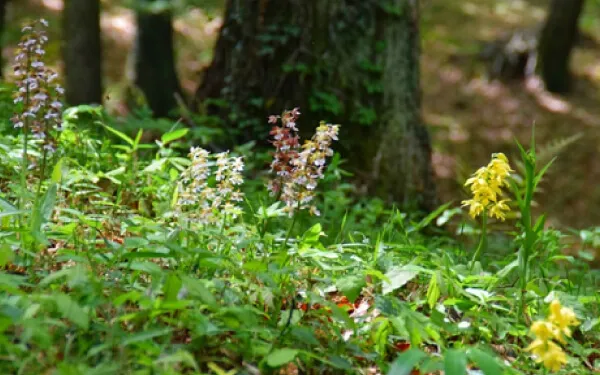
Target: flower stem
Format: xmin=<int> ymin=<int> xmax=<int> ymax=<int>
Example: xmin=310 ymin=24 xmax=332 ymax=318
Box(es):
xmin=470 ymin=210 xmax=488 ymax=269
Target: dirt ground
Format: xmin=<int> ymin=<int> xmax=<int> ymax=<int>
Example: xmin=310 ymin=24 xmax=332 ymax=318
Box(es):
xmin=6 ymin=0 xmax=600 ymax=229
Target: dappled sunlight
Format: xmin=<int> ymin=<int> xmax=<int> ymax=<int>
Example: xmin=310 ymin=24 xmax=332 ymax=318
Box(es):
xmin=39 ymin=0 xmax=62 ymax=12
xmin=432 ymin=151 xmax=456 ymax=179
xmin=174 ymin=8 xmax=223 ymax=93
xmin=4 ymin=0 xmax=600 ymax=228
xmin=101 ymin=11 xmax=135 ymax=43
xmin=423 ymin=0 xmax=600 ymax=228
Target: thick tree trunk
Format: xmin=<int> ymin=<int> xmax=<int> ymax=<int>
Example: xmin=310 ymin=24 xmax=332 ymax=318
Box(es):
xmin=63 ymin=0 xmax=103 ymax=105
xmin=195 ymin=0 xmax=437 ymax=212
xmin=538 ymin=0 xmax=585 ymax=93
xmin=133 ymin=0 xmax=182 ymax=118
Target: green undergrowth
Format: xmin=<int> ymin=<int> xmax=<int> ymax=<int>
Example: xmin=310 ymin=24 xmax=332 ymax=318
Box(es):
xmin=0 ymin=102 xmax=599 ymax=374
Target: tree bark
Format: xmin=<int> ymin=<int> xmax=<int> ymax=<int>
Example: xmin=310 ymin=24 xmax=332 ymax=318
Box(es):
xmin=63 ymin=0 xmax=103 ymax=105
xmin=0 ymin=0 xmax=8 ymax=79
xmin=194 ymin=0 xmax=437 ymax=212
xmin=538 ymin=0 xmax=585 ymax=93
xmin=133 ymin=0 xmax=182 ymax=118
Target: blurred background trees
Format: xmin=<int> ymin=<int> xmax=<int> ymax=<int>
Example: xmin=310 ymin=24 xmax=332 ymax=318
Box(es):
xmin=538 ymin=0 xmax=585 ymax=93
xmin=63 ymin=0 xmax=102 ymax=105
xmin=195 ymin=0 xmax=437 ymax=212
xmin=1 ymin=0 xmax=600 ymax=226
xmin=133 ymin=0 xmax=181 ymax=118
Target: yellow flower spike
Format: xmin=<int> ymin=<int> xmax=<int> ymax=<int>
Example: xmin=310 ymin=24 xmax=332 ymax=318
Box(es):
xmin=530 ymin=321 xmax=557 ymax=342
xmin=539 ymin=341 xmax=568 ymax=372
xmin=548 ymin=300 xmax=580 ymax=339
xmin=526 ymin=338 xmax=569 ymax=372
xmin=462 ymin=153 xmax=513 ymax=220
xmin=525 ymin=338 xmax=547 ymax=358
xmin=489 ymin=200 xmax=510 ymax=221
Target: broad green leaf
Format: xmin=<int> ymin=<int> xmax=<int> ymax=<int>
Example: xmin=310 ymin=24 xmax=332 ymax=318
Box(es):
xmin=41 ymin=183 xmax=58 ymax=222
xmin=335 ymin=274 xmax=365 ymax=303
xmin=123 ymin=237 xmax=149 ymax=248
xmin=383 ymin=266 xmax=419 ymax=295
xmin=387 ymin=348 xmax=427 ymax=375
xmin=444 ymin=349 xmax=467 ymax=375
xmin=163 ymin=273 xmax=182 ymax=303
xmin=51 ymin=157 xmax=67 ymax=183
xmin=54 ymin=293 xmax=89 ymax=330
xmin=181 ymin=276 xmax=218 ymax=309
xmin=39 ymin=268 xmax=72 ymax=286
xmin=0 ymin=244 xmax=14 ymax=266
xmin=290 ymin=327 xmax=319 ymax=346
xmin=300 ymin=223 xmax=324 ymax=248
xmin=467 ymin=348 xmax=503 ymax=375
xmin=266 ymin=348 xmax=299 ymax=367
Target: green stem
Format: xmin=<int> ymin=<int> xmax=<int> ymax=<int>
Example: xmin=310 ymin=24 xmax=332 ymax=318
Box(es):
xmin=280 ymin=206 xmax=299 ymax=254
xmin=37 ymin=144 xmax=48 ymax=196
xmin=518 ymin=160 xmax=536 ymax=321
xmin=216 ymin=213 xmax=227 ymax=254
xmin=470 ymin=210 xmax=488 ymax=269
xmin=18 ymin=50 xmax=32 ymax=252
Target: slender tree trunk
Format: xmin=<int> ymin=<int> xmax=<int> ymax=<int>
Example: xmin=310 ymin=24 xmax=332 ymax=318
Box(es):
xmin=0 ymin=0 xmax=11 ymax=79
xmin=194 ymin=0 xmax=437 ymax=212
xmin=538 ymin=0 xmax=585 ymax=93
xmin=133 ymin=0 xmax=182 ymax=118
xmin=63 ymin=0 xmax=103 ymax=105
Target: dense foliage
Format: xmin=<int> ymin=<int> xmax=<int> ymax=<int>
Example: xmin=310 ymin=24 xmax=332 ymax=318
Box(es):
xmin=1 ymin=18 xmax=600 ymax=375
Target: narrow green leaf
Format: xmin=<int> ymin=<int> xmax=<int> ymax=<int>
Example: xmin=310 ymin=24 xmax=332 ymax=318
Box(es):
xmin=388 ymin=348 xmax=427 ymax=375
xmin=102 ymin=124 xmax=134 ymax=145
xmin=161 ymin=128 xmax=189 ymax=144
xmin=533 ymin=214 xmax=546 ymax=233
xmin=533 ymin=157 xmax=556 ymax=190
xmin=133 ymin=129 xmax=144 ymax=148
xmin=411 ymin=201 xmax=452 ymax=232
xmin=426 ymin=273 xmax=440 ymax=309
xmin=121 ymin=328 xmax=172 ymax=346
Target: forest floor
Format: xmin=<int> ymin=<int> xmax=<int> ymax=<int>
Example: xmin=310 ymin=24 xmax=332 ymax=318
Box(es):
xmin=8 ymin=0 xmax=600 ymax=229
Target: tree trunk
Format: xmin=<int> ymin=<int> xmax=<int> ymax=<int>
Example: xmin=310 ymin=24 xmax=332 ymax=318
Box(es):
xmin=0 ymin=0 xmax=8 ymax=79
xmin=63 ymin=0 xmax=103 ymax=105
xmin=194 ymin=0 xmax=437 ymax=212
xmin=538 ymin=0 xmax=585 ymax=93
xmin=133 ymin=0 xmax=182 ymax=118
